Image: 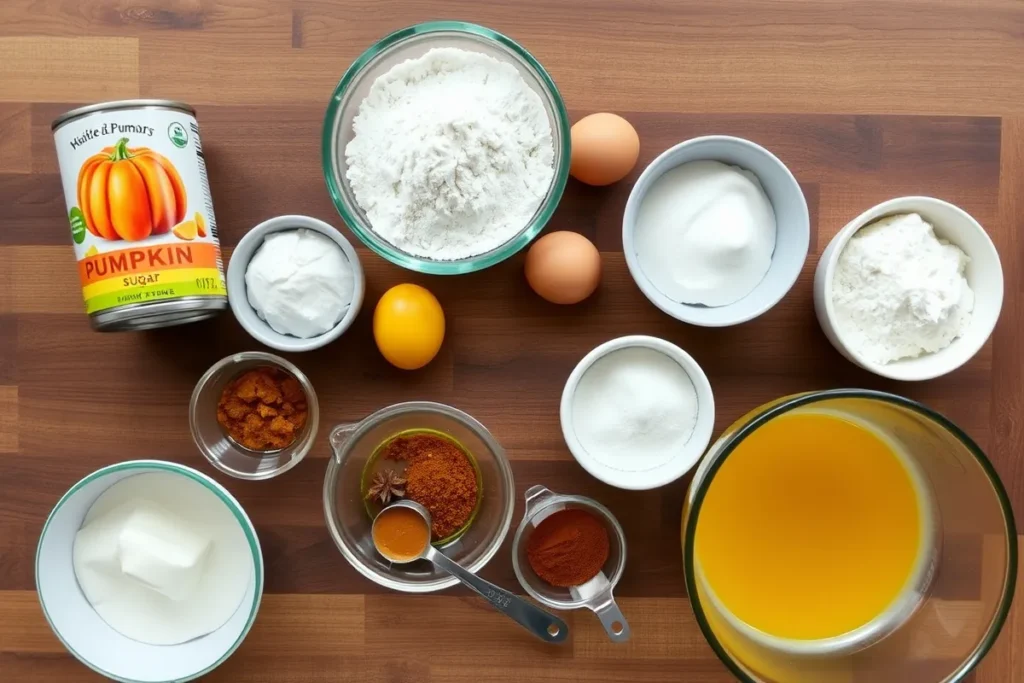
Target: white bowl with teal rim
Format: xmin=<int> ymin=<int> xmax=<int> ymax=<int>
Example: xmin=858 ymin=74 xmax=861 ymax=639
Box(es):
xmin=35 ymin=460 xmax=264 ymax=683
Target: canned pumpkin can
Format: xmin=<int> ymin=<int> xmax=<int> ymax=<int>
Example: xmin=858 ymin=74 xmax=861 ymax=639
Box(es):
xmin=52 ymin=100 xmax=228 ymax=331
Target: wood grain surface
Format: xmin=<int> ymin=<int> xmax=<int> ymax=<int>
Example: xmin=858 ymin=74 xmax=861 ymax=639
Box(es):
xmin=1 ymin=1 xmax=1023 ymax=681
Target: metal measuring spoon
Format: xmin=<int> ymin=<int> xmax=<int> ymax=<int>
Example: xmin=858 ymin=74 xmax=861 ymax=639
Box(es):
xmin=371 ymin=499 xmax=569 ymax=644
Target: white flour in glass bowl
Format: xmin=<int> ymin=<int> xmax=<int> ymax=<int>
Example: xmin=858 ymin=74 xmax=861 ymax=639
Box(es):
xmin=345 ymin=47 xmax=555 ymax=261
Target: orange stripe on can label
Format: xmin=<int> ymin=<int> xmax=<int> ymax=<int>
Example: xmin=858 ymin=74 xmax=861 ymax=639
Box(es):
xmin=78 ymin=242 xmax=222 ymax=287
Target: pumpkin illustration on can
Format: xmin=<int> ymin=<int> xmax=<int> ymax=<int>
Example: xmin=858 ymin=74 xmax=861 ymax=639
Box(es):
xmin=76 ymin=137 xmax=188 ymax=241
xmin=53 ymin=100 xmax=227 ymax=331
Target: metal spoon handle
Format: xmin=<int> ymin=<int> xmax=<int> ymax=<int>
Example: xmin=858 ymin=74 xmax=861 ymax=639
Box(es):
xmin=425 ymin=547 xmax=568 ymax=644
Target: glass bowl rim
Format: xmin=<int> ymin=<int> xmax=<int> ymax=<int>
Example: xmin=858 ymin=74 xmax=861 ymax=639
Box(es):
xmin=35 ymin=460 xmax=264 ymax=683
xmin=682 ymin=388 xmax=1018 ymax=683
xmin=320 ymin=20 xmax=572 ymax=275
xmin=322 ymin=400 xmax=516 ymax=592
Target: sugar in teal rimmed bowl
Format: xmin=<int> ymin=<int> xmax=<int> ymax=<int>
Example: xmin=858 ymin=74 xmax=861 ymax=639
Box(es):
xmin=36 ymin=460 xmax=263 ymax=683
xmin=322 ymin=21 xmax=571 ymax=274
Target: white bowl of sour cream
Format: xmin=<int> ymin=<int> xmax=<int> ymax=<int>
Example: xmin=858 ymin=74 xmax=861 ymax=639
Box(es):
xmin=623 ymin=136 xmax=809 ymax=327
xmin=227 ymin=215 xmax=365 ymax=352
xmin=36 ymin=461 xmax=263 ymax=683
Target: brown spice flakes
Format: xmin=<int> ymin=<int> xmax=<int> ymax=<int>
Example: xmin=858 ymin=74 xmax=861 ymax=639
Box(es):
xmin=382 ymin=433 xmax=478 ymax=539
xmin=217 ymin=367 xmax=308 ymax=451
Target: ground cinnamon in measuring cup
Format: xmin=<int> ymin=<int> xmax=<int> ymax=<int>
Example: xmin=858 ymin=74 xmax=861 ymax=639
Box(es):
xmin=526 ymin=508 xmax=610 ymax=587
xmin=382 ymin=434 xmax=478 ymax=539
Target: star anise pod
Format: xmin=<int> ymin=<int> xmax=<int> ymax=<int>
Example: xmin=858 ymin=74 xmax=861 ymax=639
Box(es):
xmin=365 ymin=469 xmax=407 ymax=505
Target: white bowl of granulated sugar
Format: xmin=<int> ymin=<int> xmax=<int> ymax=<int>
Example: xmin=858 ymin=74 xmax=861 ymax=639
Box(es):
xmin=814 ymin=196 xmax=1004 ymax=381
xmin=560 ymin=336 xmax=715 ymax=490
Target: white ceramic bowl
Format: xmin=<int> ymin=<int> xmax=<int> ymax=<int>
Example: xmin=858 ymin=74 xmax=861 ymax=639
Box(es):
xmin=36 ymin=461 xmax=263 ymax=683
xmin=814 ymin=197 xmax=1004 ymax=381
xmin=623 ymin=136 xmax=810 ymax=327
xmin=227 ymin=215 xmax=365 ymax=352
xmin=560 ymin=335 xmax=715 ymax=490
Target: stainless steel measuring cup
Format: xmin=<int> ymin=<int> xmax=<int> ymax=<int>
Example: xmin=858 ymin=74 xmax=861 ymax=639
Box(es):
xmin=371 ymin=500 xmax=569 ymax=644
xmin=511 ymin=485 xmax=631 ymax=642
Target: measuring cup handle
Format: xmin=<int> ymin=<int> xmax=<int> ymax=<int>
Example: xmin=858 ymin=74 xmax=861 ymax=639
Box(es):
xmin=426 ymin=548 xmax=569 ymax=644
xmin=523 ymin=485 xmax=557 ymax=516
xmin=593 ymin=597 xmax=630 ymax=642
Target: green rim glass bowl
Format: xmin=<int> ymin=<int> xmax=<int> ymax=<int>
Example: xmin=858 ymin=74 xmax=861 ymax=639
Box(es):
xmin=36 ymin=460 xmax=263 ymax=683
xmin=814 ymin=197 xmax=1003 ymax=381
xmin=623 ymin=136 xmax=810 ymax=326
xmin=321 ymin=21 xmax=571 ymax=274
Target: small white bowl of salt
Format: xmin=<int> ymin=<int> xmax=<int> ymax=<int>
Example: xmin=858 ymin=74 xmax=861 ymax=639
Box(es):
xmin=560 ymin=336 xmax=715 ymax=490
xmin=36 ymin=460 xmax=263 ymax=682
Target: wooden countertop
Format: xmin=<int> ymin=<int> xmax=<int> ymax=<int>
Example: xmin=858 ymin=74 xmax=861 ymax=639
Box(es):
xmin=1 ymin=1 xmax=1021 ymax=681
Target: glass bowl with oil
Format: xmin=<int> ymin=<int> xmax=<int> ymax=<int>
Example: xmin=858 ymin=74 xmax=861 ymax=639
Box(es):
xmin=682 ymin=389 xmax=1016 ymax=682
xmin=323 ymin=401 xmax=514 ymax=593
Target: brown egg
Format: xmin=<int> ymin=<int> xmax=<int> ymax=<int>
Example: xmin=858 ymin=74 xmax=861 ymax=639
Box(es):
xmin=570 ymin=113 xmax=640 ymax=186
xmin=525 ymin=231 xmax=602 ymax=304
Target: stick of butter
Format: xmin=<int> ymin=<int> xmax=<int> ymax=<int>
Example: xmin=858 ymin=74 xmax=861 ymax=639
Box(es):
xmin=117 ymin=501 xmax=212 ymax=602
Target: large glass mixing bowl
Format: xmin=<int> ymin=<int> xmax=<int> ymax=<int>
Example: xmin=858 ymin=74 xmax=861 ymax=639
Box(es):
xmin=321 ymin=21 xmax=571 ymax=274
xmin=682 ymin=390 xmax=1017 ymax=682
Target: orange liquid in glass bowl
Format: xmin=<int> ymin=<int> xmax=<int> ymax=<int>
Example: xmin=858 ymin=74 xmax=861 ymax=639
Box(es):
xmin=695 ymin=411 xmax=931 ymax=644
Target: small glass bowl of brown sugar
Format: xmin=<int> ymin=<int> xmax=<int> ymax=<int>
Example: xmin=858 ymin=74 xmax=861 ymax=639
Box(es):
xmin=190 ymin=351 xmax=319 ymax=480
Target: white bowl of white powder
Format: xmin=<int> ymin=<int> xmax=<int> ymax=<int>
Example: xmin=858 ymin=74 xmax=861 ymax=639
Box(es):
xmin=560 ymin=336 xmax=715 ymax=490
xmin=322 ymin=21 xmax=570 ymax=274
xmin=814 ymin=197 xmax=1003 ymax=381
xmin=623 ymin=136 xmax=810 ymax=326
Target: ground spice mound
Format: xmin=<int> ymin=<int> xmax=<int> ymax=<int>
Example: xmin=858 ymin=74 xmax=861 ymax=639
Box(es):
xmin=383 ymin=433 xmax=478 ymax=539
xmin=216 ymin=367 xmax=308 ymax=451
xmin=526 ymin=508 xmax=609 ymax=587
